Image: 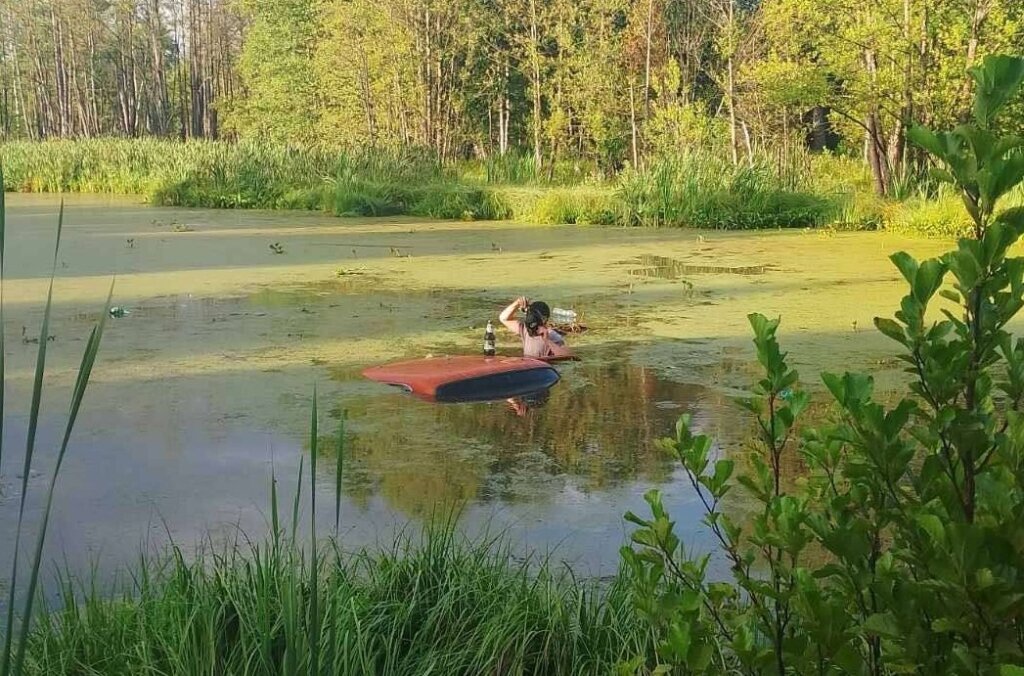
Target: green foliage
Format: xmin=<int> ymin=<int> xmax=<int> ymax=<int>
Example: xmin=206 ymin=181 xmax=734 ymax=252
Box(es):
xmin=618 ymin=154 xmax=836 ymax=229
xmin=623 ymin=54 xmax=1024 ymax=674
xmin=20 ymin=526 xmax=646 ymax=675
xmin=0 ymin=138 xmax=851 ymax=229
xmin=13 ymin=134 xmax=1017 ymax=234
xmin=885 ymin=189 xmax=976 ymax=238
xmin=482 ymin=152 xmax=542 ymax=185
xmin=489 ymin=186 xmax=621 ymax=225
xmin=644 ymin=103 xmax=731 ymax=157
xmin=228 ymin=0 xmax=324 ymax=143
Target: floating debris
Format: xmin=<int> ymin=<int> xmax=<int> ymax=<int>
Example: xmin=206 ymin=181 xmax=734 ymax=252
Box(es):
xmin=269 ymin=242 xmax=285 ymax=254
xmin=109 ymin=306 xmax=130 ymax=318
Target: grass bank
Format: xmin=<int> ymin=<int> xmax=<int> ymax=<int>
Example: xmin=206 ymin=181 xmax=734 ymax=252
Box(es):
xmin=0 ymin=139 xmax=844 ymax=229
xmin=22 ymin=527 xmax=646 ymax=675
xmin=2 ymin=138 xmax=978 ymax=233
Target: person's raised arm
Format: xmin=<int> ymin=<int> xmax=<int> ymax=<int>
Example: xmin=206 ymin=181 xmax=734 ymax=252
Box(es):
xmin=499 ymin=297 xmax=527 ymax=332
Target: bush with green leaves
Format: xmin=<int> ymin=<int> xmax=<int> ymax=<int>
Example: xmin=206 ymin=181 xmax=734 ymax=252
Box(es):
xmin=622 ymin=54 xmax=1024 ymax=674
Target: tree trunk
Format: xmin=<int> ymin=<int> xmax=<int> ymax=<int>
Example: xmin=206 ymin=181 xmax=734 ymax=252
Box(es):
xmin=529 ymin=0 xmax=542 ymax=169
xmin=175 ymin=0 xmax=187 ymax=138
xmin=866 ymin=112 xmax=889 ymax=196
xmin=887 ymin=0 xmax=913 ymax=181
xmin=0 ymin=6 xmax=9 ymax=137
xmin=88 ymin=30 xmax=100 ymax=135
xmin=147 ymin=0 xmax=170 ymax=135
xmin=725 ymin=0 xmax=738 ymax=166
xmin=644 ymin=0 xmax=653 ymax=119
xmin=742 ymin=120 xmax=753 ymax=164
xmin=10 ymin=12 xmax=31 ymax=138
xmin=629 ymin=80 xmax=639 ymax=166
xmin=68 ymin=30 xmax=90 ymax=136
xmin=50 ymin=8 xmax=69 ymax=137
xmin=357 ymin=44 xmax=377 ymax=143
xmin=956 ymin=0 xmax=989 ymax=118
xmin=863 ymin=49 xmax=889 ymax=195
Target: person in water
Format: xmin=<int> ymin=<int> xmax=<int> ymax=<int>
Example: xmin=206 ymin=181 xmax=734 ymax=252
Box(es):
xmin=499 ymin=297 xmax=572 ymax=359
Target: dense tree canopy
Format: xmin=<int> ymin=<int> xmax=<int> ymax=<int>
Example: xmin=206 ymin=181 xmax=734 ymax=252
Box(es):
xmin=0 ymin=0 xmax=1020 ymax=191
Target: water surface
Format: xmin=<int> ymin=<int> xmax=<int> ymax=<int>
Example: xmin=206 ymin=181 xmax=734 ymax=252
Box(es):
xmin=0 ymin=194 xmax=957 ymax=592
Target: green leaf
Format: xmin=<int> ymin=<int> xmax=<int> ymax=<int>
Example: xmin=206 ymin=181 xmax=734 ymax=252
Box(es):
xmin=624 ymin=511 xmax=651 ymax=529
xmin=932 ymin=617 xmax=963 ymax=633
xmin=928 ymin=167 xmax=955 ymax=184
xmin=747 ymin=312 xmax=778 ymax=339
xmin=821 ymin=371 xmax=845 ymax=404
xmin=709 ymin=459 xmax=735 ymax=495
xmin=939 ymin=289 xmax=961 ymax=303
xmin=908 ymin=126 xmax=946 ymax=161
xmin=970 ymin=54 xmax=1024 ymax=125
xmin=945 ymin=248 xmax=983 ymax=289
xmin=916 ymin=514 xmax=946 ymax=545
xmin=996 ymin=207 xmax=1024 ymax=236
xmin=667 ymin=621 xmax=692 ymax=660
xmin=890 ymin=251 xmax=919 ymax=285
xmin=913 ymin=259 xmax=946 ymax=303
xmin=874 ymin=317 xmax=906 ymax=344
xmin=862 ymin=612 xmax=901 ymax=639
xmin=679 ymin=590 xmax=701 ymax=613
xmin=961 ymin=126 xmax=998 ymax=165
xmin=688 ymin=643 xmax=714 ymax=671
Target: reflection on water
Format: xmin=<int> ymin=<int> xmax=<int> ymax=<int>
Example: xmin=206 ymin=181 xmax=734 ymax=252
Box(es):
xmin=629 ymin=254 xmax=769 ymax=278
xmin=336 ymin=352 xmax=709 ymax=516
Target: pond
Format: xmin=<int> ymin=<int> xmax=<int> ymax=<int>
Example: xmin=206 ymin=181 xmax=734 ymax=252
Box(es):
xmin=0 ymin=194 xmax=953 ymax=590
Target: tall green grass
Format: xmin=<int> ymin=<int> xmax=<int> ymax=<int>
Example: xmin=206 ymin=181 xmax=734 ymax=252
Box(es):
xmin=617 ymin=153 xmax=836 ymax=229
xmin=489 ymin=186 xmax=621 ymax=225
xmin=22 ymin=524 xmax=646 ymax=674
xmin=884 ymin=183 xmax=1024 ymax=237
xmin=0 ymin=138 xmax=904 ymax=231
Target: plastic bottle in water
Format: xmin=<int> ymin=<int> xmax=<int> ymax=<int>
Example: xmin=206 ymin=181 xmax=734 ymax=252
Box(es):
xmin=551 ymin=307 xmax=577 ymax=324
xmin=483 ymin=321 xmax=496 ymax=356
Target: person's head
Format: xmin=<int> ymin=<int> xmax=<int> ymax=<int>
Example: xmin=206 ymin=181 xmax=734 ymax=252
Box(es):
xmin=523 ymin=301 xmax=550 ymax=337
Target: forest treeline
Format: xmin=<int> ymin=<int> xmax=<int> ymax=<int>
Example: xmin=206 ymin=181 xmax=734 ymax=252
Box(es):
xmin=0 ymin=0 xmax=1021 ymax=195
